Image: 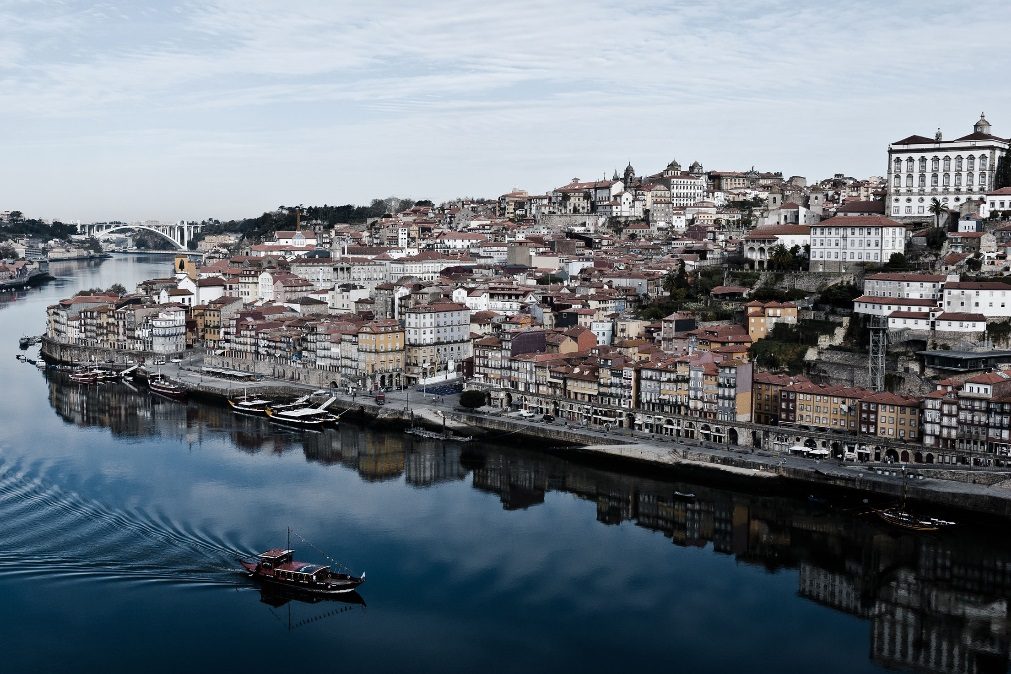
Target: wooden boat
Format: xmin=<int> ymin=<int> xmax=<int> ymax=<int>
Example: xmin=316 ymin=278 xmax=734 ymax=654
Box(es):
xmin=263 ymin=393 xmax=313 ymax=413
xmin=228 ymin=393 xmax=274 ymax=416
xmin=875 ymin=507 xmax=955 ymax=532
xmin=239 ymin=543 xmax=364 ymax=596
xmin=873 ymin=474 xmax=955 ymax=532
xmin=69 ymin=367 xmax=118 ymax=384
xmin=265 ymin=396 xmax=338 ymax=428
xmin=148 ymin=373 xmax=187 ymax=400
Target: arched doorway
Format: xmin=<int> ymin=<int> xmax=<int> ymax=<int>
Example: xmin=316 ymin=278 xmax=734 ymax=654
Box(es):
xmin=831 ymin=441 xmax=842 ymax=458
xmin=925 ymin=453 xmax=935 ymax=464
xmin=804 ymin=438 xmax=817 ymax=449
xmin=885 ymin=448 xmax=899 ymax=463
xmin=914 ymin=451 xmax=923 ymax=464
xmin=900 ymin=450 xmax=910 ymax=463
xmin=728 ymin=428 xmax=739 ymax=446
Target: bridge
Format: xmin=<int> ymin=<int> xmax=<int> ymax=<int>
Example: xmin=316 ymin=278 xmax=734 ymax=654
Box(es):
xmin=78 ymin=220 xmax=203 ymax=250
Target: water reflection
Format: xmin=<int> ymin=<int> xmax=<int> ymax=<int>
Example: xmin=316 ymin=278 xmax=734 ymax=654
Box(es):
xmin=42 ymin=370 xmax=1011 ymax=674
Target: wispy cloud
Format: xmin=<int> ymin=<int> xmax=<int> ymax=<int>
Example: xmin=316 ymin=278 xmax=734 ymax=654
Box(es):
xmin=1 ymin=0 xmax=1010 ymax=221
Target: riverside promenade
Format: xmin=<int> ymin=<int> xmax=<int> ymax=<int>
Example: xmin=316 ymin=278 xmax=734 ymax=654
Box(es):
xmin=43 ymin=343 xmax=1011 ymax=520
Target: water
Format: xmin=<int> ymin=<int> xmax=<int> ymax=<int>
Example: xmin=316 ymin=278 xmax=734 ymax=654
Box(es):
xmin=2 ymin=255 xmax=1010 ymax=673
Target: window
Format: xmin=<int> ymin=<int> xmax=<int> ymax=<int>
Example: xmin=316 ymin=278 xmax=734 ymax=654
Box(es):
xmin=932 ymin=157 xmax=939 ymax=171
xmin=893 ymin=175 xmax=900 ymax=187
xmin=967 ymin=172 xmax=974 ymax=186
xmin=893 ymin=158 xmax=902 ymax=172
xmin=906 ymin=158 xmax=914 ymax=172
xmin=918 ymin=174 xmax=926 ymax=187
xmin=955 ymin=156 xmax=963 ymax=171
xmin=968 ymin=156 xmax=975 ymax=171
xmin=943 ymin=173 xmax=950 ymax=186
xmin=981 ymin=155 xmax=988 ymax=169
xmin=955 ymin=174 xmax=962 ymax=187
xmin=943 ymin=156 xmax=951 ymax=171
xmin=931 ymin=174 xmax=938 ymax=186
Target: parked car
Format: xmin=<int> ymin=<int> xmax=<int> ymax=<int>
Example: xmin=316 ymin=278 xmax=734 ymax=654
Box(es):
xmin=517 ymin=410 xmax=535 ymax=419
xmin=170 ymin=357 xmax=182 ymax=363
xmin=542 ymin=414 xmax=555 ymax=423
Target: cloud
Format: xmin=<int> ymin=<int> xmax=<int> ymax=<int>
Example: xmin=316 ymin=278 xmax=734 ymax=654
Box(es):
xmin=1 ymin=0 xmax=1010 ymax=220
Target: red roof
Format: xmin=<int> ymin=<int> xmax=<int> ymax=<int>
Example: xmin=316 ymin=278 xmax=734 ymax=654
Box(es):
xmin=815 ymin=215 xmax=902 ymax=228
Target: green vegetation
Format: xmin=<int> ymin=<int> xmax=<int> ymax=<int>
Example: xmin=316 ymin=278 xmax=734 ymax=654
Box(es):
xmin=995 ymin=152 xmax=1011 ymax=191
xmin=929 ymin=198 xmax=949 ymax=229
xmin=987 ymin=320 xmax=1011 ymax=346
xmin=74 ymin=284 xmax=127 ymax=297
xmin=925 ymin=227 xmax=947 ymax=250
xmin=881 ymin=252 xmax=909 ymax=270
xmin=817 ymin=282 xmax=861 ymax=309
xmin=765 ymin=244 xmax=808 ymax=272
xmin=459 ymin=390 xmax=487 ymax=409
xmin=748 ymin=320 xmax=838 ymax=373
xmin=0 ymin=211 xmax=78 ymax=242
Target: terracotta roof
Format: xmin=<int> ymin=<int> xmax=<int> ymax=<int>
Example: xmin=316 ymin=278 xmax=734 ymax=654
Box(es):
xmin=814 ymin=215 xmax=902 ymax=228
xmin=836 ymin=199 xmax=886 ymax=214
xmin=892 ymin=134 xmax=935 ymax=145
xmin=944 ymin=281 xmax=1011 ymax=290
xmin=854 ymin=295 xmax=937 ymax=306
xmin=866 ymin=272 xmax=945 ymax=282
xmin=935 ymin=312 xmax=986 ymax=321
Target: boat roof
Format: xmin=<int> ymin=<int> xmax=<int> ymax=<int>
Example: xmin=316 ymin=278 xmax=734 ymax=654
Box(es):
xmin=278 ymin=408 xmax=328 ymax=418
xmin=238 ymin=398 xmax=272 ymax=405
xmin=278 ymin=562 xmax=325 ymax=574
xmin=258 ymin=548 xmax=293 ymax=560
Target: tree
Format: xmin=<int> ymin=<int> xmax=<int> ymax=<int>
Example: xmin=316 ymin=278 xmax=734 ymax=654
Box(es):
xmin=995 ymin=152 xmax=1011 ymax=191
xmin=459 ymin=390 xmax=486 ymax=409
xmin=0 ymin=244 xmax=16 ymax=259
xmin=926 ymin=227 xmax=947 ymax=250
xmin=883 ymin=252 xmax=908 ymax=270
xmin=929 ymin=198 xmax=948 ymax=229
xmin=108 ymin=283 xmax=127 ymax=295
xmin=7 ymin=210 xmax=23 ymax=224
xmin=767 ymin=244 xmax=796 ymax=271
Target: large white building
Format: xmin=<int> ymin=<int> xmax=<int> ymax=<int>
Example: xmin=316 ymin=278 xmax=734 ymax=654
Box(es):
xmin=862 ymin=272 xmax=949 ymax=300
xmin=808 ymin=215 xmax=906 ymax=272
xmin=886 ymin=113 xmax=1009 ymax=220
xmin=942 ymin=281 xmax=1011 ymax=318
xmin=403 ymin=302 xmax=472 ymax=383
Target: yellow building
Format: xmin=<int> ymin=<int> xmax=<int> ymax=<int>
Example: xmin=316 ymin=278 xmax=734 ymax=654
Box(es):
xmin=357 ymin=319 xmax=406 ymax=389
xmin=745 ymin=301 xmax=799 ymax=341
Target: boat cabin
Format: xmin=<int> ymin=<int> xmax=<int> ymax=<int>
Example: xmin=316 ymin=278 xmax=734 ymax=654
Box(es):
xmin=257 ymin=548 xmax=294 ymax=570
xmin=256 ymin=548 xmax=331 ymax=583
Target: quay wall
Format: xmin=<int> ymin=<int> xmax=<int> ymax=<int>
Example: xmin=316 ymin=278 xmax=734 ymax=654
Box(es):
xmin=42 ymin=340 xmax=1011 ymax=519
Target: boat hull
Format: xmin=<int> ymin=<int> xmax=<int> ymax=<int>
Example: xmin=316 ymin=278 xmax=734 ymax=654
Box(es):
xmin=239 ymin=561 xmax=364 ymax=595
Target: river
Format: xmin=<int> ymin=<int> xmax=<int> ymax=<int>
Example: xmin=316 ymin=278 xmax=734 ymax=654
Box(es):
xmin=2 ymin=254 xmax=1009 ymax=673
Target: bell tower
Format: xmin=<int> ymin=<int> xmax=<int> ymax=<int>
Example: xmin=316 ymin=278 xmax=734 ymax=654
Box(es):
xmin=974 ymin=112 xmax=991 ymax=135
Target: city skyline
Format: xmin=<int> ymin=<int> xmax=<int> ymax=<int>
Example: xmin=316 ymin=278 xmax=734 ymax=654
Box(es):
xmin=3 ymin=0 xmax=1010 ymax=223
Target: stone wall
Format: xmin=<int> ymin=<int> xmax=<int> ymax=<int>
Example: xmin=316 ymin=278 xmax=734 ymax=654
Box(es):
xmin=41 ymin=336 xmax=183 ymax=366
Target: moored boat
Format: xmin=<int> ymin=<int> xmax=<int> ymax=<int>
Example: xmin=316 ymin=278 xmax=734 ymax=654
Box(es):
xmin=69 ymin=367 xmax=118 ymax=384
xmin=875 ymin=507 xmax=956 ymax=532
xmin=239 ymin=547 xmax=365 ymax=596
xmin=404 ymin=427 xmax=472 ymax=442
xmin=265 ymin=396 xmax=338 ymax=428
xmin=228 ymin=394 xmax=274 ymax=416
xmin=149 ymin=373 xmax=187 ymax=400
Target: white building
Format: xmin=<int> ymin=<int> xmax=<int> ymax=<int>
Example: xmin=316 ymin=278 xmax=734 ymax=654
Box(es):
xmin=886 ymin=113 xmax=1009 ymax=220
xmin=743 ymin=225 xmax=811 ymax=269
xmin=942 ymin=281 xmax=1011 ymax=318
xmin=852 ymin=296 xmax=937 ymax=318
xmin=862 ymin=273 xmax=949 ymax=300
xmin=150 ymin=309 xmax=186 ymax=353
xmin=667 ymin=172 xmax=707 ymax=207
xmin=403 ymin=302 xmax=472 ymax=383
xmin=808 ymin=215 xmax=906 ymax=272
xmin=982 ymin=187 xmax=1011 ymax=219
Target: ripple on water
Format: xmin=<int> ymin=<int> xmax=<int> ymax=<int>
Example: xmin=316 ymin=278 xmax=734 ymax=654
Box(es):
xmin=0 ymin=458 xmax=253 ymax=591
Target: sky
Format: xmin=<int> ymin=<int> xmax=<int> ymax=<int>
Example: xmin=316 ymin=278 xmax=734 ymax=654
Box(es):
xmin=2 ymin=0 xmax=1010 ymax=224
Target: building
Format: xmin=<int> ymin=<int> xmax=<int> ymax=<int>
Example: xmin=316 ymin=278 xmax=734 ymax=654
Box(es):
xmin=403 ymin=302 xmax=471 ymax=383
xmin=745 ymin=301 xmax=798 ymax=340
xmin=809 ymin=215 xmax=906 ymax=272
xmin=886 ymin=114 xmax=1009 ymax=220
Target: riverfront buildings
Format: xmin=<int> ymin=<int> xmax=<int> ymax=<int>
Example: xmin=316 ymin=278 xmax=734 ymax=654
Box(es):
xmin=43 ymin=113 xmax=1011 ymax=468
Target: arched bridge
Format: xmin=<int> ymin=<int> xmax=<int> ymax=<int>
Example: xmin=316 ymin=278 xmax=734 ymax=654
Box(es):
xmin=78 ymin=221 xmax=203 ymax=250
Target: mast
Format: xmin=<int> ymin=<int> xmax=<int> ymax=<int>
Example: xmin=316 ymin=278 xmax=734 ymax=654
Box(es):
xmin=287 ymin=526 xmax=291 ymax=551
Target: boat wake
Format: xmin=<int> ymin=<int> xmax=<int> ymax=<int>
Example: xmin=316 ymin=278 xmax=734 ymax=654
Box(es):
xmin=0 ymin=459 xmax=249 ymax=589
